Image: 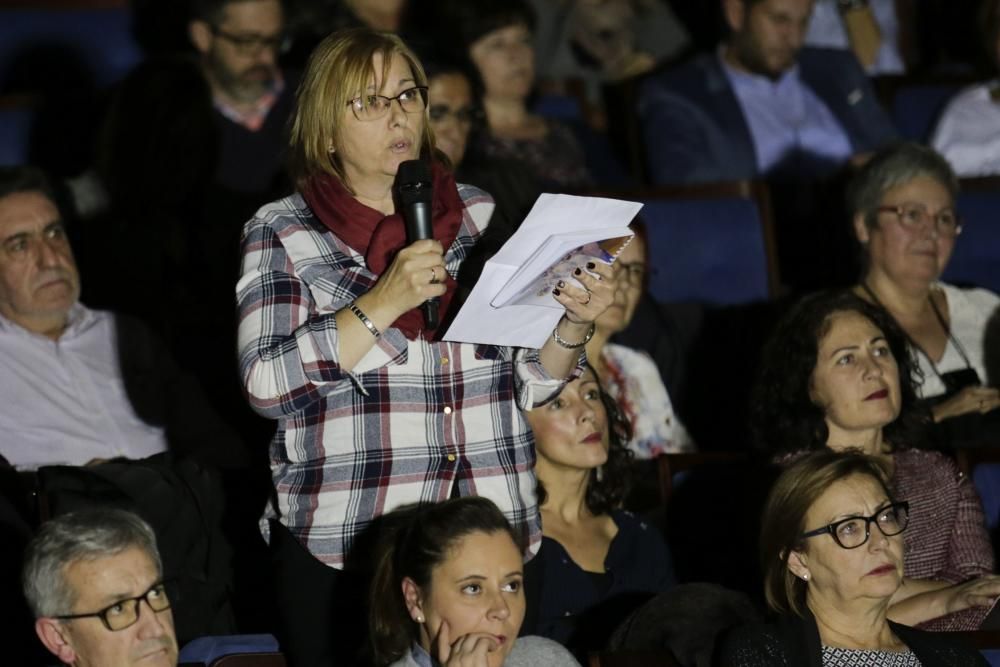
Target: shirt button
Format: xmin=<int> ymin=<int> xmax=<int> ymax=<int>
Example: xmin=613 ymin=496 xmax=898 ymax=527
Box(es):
xmin=447 ymin=454 xmax=456 ymax=462
xmin=443 ymin=406 xmax=453 ymax=415
xmin=441 ymin=357 xmax=449 ymax=365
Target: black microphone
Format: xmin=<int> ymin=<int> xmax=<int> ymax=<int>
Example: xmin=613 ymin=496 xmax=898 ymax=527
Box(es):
xmin=395 ymin=159 xmax=438 ymax=328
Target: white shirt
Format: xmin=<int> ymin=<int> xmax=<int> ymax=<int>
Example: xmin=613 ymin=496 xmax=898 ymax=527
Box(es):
xmin=0 ymin=305 xmax=168 ymax=469
xmin=916 ymin=283 xmax=1000 ymax=398
xmin=931 ymin=82 xmax=1000 ymax=177
xmin=805 ymin=0 xmax=905 ymax=74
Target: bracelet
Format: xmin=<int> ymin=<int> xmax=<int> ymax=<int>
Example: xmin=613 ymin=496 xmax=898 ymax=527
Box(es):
xmin=348 ymin=302 xmax=380 ymax=338
xmin=552 ymin=321 xmax=595 ymax=349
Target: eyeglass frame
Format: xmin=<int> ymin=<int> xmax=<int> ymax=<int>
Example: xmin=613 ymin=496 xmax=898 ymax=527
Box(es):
xmin=800 ymin=501 xmax=909 ymax=550
xmin=616 ymin=260 xmax=646 ymax=286
xmin=347 ymin=86 xmax=429 ymax=122
xmin=875 ymin=203 xmax=963 ymax=237
xmin=209 ymin=25 xmax=290 ymax=56
xmin=53 ymin=581 xmax=172 ymax=632
xmin=428 ymin=104 xmax=481 ymax=126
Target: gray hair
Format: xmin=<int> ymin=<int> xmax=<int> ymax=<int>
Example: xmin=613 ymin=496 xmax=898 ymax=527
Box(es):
xmin=22 ymin=509 xmax=162 ymax=618
xmin=846 ymin=141 xmax=959 ymax=232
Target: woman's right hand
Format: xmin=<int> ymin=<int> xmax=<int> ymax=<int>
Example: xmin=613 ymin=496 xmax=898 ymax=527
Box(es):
xmin=366 ymin=239 xmax=447 ymax=322
xmin=433 ymin=620 xmax=499 ymax=667
xmin=941 ymin=575 xmax=1000 ymax=615
xmin=932 ymin=386 xmax=1000 ymax=422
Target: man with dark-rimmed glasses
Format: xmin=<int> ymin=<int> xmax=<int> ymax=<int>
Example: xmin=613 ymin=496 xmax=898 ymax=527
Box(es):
xmin=24 ymin=509 xmax=178 ymax=667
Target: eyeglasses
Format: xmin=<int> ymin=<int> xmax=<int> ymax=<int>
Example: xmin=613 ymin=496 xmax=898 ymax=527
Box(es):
xmin=210 ymin=25 xmax=290 ymax=56
xmin=617 ymin=261 xmax=646 ymax=286
xmin=876 ymin=203 xmax=963 ymax=237
xmin=800 ymin=501 xmax=909 ymax=550
xmin=428 ymin=104 xmax=479 ymax=126
xmin=348 ymin=86 xmax=428 ymax=122
xmin=54 ymin=582 xmax=172 ymax=632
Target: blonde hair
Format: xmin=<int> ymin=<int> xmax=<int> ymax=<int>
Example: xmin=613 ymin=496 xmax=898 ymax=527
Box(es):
xmin=288 ymin=27 xmax=434 ymax=190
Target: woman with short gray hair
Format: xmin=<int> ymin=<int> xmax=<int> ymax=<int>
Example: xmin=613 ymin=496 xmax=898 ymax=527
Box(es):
xmin=848 ymin=141 xmax=1000 ymax=429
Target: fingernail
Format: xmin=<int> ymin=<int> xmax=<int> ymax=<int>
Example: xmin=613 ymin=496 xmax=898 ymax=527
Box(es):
xmin=586 ymin=262 xmax=595 ymax=270
xmin=552 ymin=288 xmax=561 ymax=296
xmin=557 ymin=280 xmax=565 ymax=288
xmin=574 ymin=268 xmax=582 ymax=276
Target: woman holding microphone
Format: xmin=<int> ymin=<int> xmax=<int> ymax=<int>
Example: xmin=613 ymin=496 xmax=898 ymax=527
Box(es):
xmin=236 ymin=27 xmax=613 ymax=666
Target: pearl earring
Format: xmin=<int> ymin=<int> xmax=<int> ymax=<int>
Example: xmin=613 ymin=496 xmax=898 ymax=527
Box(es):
xmin=416 ymin=614 xmax=424 ymax=623
xmin=802 ymin=573 xmax=810 ymax=581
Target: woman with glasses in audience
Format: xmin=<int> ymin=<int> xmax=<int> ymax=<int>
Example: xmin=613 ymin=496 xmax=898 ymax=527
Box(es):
xmin=236 ymin=27 xmax=613 ymax=665
xmin=521 ymin=366 xmax=674 ymax=657
xmin=369 ymin=497 xmax=580 ymax=667
xmin=719 ymin=449 xmax=988 ymax=666
xmin=584 ymin=222 xmax=693 ymax=457
xmin=753 ymin=290 xmax=1000 ymax=630
xmin=848 ymin=142 xmax=1000 ymax=428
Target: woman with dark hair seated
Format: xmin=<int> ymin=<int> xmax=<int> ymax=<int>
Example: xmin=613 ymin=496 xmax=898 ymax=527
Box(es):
xmin=752 ymin=290 xmax=1000 ymax=630
xmin=369 ymin=496 xmax=580 ymax=667
xmin=719 ymin=449 xmax=988 ymax=666
xmin=522 ymin=367 xmax=674 ymax=655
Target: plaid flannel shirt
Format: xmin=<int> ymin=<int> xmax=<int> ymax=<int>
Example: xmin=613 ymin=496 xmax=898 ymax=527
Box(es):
xmin=237 ymin=184 xmax=569 ymax=567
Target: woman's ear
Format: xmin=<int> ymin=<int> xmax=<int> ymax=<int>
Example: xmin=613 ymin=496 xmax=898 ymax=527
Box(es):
xmin=786 ymin=549 xmax=811 ymax=582
xmin=853 ymin=213 xmax=871 ymax=245
xmin=401 ymin=577 xmax=425 ymax=623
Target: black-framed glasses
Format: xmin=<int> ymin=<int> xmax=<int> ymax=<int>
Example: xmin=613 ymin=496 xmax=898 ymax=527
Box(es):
xmin=876 ymin=203 xmax=963 ymax=237
xmin=428 ymin=104 xmax=479 ymax=126
xmin=54 ymin=581 xmax=172 ymax=632
xmin=348 ymin=86 xmax=428 ymax=122
xmin=210 ymin=25 xmax=290 ymax=56
xmin=617 ymin=261 xmax=646 ymax=286
xmin=800 ymin=501 xmax=909 ymax=550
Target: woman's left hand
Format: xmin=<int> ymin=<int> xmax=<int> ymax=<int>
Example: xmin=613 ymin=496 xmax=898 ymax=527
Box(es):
xmin=552 ymin=260 xmax=615 ymax=325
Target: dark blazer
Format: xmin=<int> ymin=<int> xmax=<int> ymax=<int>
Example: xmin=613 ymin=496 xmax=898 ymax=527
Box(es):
xmin=716 ymin=610 xmax=988 ymax=667
xmin=638 ymin=48 xmax=897 ymax=185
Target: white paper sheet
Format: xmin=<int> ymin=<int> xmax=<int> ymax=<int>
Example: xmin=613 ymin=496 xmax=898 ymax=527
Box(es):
xmin=443 ymin=193 xmax=642 ymax=348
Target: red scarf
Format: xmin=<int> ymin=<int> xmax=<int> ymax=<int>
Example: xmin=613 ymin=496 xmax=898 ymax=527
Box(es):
xmin=302 ymin=161 xmax=465 ymax=340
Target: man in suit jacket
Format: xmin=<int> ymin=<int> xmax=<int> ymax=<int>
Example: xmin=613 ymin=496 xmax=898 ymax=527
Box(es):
xmin=639 ymin=0 xmax=896 ymax=185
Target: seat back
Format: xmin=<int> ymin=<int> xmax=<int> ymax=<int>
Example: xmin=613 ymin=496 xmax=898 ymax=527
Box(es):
xmin=179 ymin=634 xmax=284 ymax=667
xmin=0 ymin=3 xmax=142 ymax=93
xmin=0 ymin=95 xmax=35 ymax=166
xmin=942 ymin=178 xmax=1000 ymax=294
xmin=585 ymin=182 xmax=779 ymax=305
xmin=889 ymin=81 xmax=966 ymax=141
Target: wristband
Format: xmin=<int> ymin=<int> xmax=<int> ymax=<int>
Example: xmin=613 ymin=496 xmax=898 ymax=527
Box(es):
xmin=552 ymin=321 xmax=595 ymax=349
xmin=348 ymin=302 xmax=380 ymax=338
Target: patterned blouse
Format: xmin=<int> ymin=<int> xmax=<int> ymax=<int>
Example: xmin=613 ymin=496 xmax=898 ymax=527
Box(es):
xmin=822 ymin=646 xmax=920 ymax=666
xmin=602 ymin=343 xmax=694 ymax=458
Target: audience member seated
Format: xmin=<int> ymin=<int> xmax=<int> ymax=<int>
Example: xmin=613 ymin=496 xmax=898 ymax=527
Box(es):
xmin=428 ymin=0 xmax=593 ymax=190
xmin=847 ymin=143 xmax=1000 ymax=438
xmin=0 ymin=166 xmax=241 ymax=470
xmin=188 ymin=0 xmax=294 ymax=202
xmin=639 ymin=0 xmax=895 ymax=185
xmin=584 ymin=223 xmax=693 ymax=457
xmin=422 ymin=54 xmax=541 ymax=276
xmin=369 ymin=496 xmax=580 ymax=667
xmin=752 ymin=290 xmax=1000 ymax=630
xmin=718 ymin=449 xmax=989 ymax=666
xmin=528 ymin=0 xmax=690 ymax=97
xmin=24 ymin=508 xmax=179 ymax=667
xmin=931 ymin=0 xmax=1000 ymax=176
xmin=521 ymin=368 xmax=675 ymax=657
xmin=805 ymin=0 xmax=909 ymax=74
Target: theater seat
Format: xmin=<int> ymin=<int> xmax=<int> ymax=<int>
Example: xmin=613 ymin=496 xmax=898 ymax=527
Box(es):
xmin=0 ymin=3 xmax=142 ymax=93
xmin=179 ymin=634 xmax=285 ymax=667
xmin=0 ymin=95 xmax=34 ymax=166
xmin=583 ymin=182 xmax=780 ymax=305
xmin=889 ymin=82 xmax=965 ymax=142
xmin=941 ymin=178 xmax=1000 ymax=294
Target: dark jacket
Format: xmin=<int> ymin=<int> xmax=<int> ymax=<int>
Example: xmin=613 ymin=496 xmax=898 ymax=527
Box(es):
xmin=639 ymin=48 xmax=896 ymax=185
xmin=716 ymin=609 xmax=988 ymax=667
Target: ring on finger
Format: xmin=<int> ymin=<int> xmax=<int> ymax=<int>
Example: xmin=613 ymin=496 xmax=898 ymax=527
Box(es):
xmin=581 ymin=290 xmax=592 ymax=305
xmin=429 ymin=267 xmax=438 ymax=284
